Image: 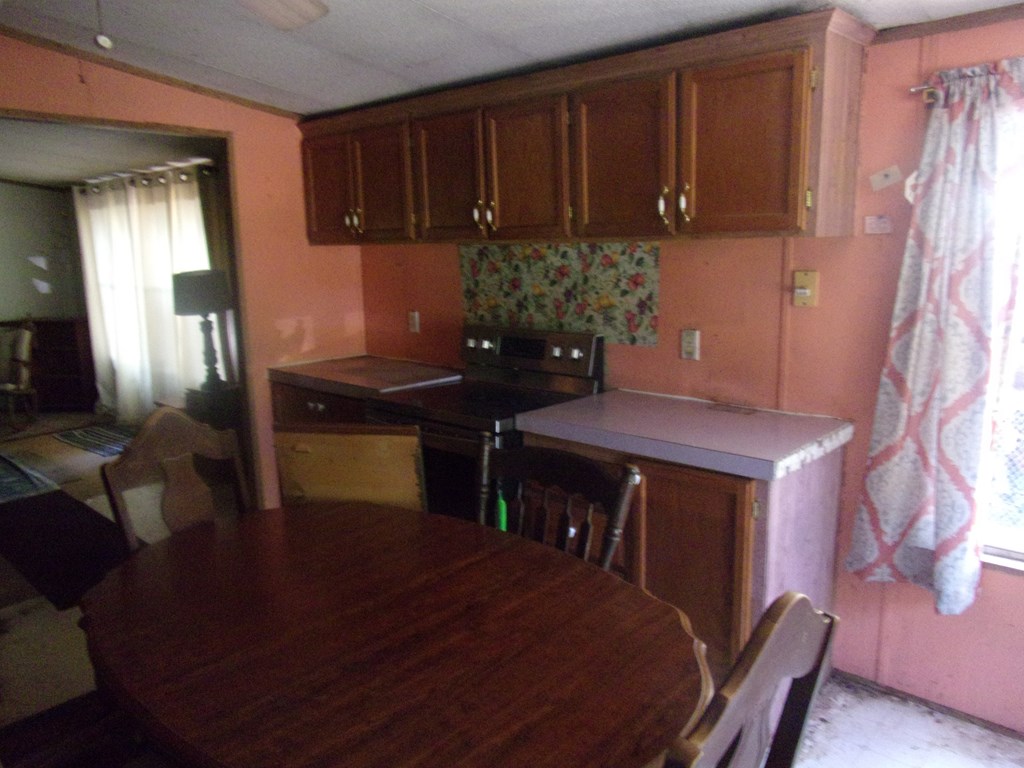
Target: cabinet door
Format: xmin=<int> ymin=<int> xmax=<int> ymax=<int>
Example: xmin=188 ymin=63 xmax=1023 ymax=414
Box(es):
xmin=413 ymin=109 xmax=488 ymax=241
xmin=350 ymin=122 xmax=415 ymax=242
xmin=638 ymin=459 xmax=755 ymax=671
xmin=572 ymin=74 xmax=676 ymax=238
xmin=484 ymin=96 xmax=571 ymax=240
xmin=302 ymin=133 xmax=356 ymax=244
xmin=680 ymin=49 xmax=811 ymax=235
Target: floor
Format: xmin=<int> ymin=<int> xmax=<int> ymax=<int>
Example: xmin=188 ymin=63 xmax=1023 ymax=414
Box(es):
xmin=2 ymin=596 xmax=1023 ymax=768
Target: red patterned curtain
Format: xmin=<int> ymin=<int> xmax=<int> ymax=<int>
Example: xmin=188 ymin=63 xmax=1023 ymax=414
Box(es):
xmin=847 ymin=59 xmax=1024 ymax=614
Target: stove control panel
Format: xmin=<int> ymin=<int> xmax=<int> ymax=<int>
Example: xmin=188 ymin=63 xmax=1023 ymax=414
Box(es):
xmin=462 ymin=324 xmax=603 ymax=381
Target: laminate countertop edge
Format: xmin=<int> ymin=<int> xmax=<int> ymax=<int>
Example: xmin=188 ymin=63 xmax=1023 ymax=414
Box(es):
xmin=515 ymin=388 xmax=855 ymax=481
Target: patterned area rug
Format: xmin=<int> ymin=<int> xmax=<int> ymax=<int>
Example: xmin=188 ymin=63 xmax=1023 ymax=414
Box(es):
xmin=54 ymin=425 xmax=135 ymax=458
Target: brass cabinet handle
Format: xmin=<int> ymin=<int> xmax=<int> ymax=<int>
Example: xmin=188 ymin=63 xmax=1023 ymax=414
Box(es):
xmin=352 ymin=208 xmax=364 ymax=234
xmin=472 ymin=200 xmax=487 ymax=233
xmin=678 ymin=183 xmax=692 ymax=223
xmin=657 ymin=186 xmax=671 ymax=228
xmin=485 ymin=201 xmax=496 ymax=232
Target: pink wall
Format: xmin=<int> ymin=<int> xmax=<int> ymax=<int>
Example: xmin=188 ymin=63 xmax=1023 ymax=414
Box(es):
xmin=0 ymin=34 xmax=366 ymax=507
xmin=360 ymin=22 xmax=1024 ymax=732
xmin=4 ymin=17 xmax=1023 ymax=732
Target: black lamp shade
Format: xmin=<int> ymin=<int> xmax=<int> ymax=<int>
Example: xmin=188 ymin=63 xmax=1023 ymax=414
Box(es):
xmin=173 ymin=269 xmax=232 ymax=316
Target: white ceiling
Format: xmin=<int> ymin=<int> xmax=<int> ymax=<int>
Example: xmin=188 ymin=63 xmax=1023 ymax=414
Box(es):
xmin=0 ymin=0 xmax=1019 ymax=186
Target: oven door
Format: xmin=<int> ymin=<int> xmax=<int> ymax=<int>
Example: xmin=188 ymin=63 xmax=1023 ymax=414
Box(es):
xmin=366 ymin=406 xmax=506 ymax=522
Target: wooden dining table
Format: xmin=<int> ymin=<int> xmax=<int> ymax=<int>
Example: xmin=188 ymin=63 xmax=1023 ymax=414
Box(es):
xmin=79 ymin=502 xmax=711 ymax=768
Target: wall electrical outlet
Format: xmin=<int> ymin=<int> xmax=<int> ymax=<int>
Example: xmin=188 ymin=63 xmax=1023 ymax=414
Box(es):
xmin=408 ymin=310 xmax=420 ymax=333
xmin=681 ymin=329 xmax=700 ymax=360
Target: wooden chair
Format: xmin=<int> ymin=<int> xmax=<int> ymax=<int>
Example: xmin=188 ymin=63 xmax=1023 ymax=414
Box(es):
xmin=480 ymin=444 xmax=641 ymax=573
xmin=662 ymin=591 xmax=838 ymax=768
xmin=0 ymin=320 xmax=37 ymax=429
xmin=273 ymin=422 xmax=428 ymax=512
xmin=101 ymin=406 xmax=251 ymax=552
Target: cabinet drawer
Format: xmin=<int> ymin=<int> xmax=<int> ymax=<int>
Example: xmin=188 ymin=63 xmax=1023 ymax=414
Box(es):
xmin=271 ymin=382 xmax=366 ymax=424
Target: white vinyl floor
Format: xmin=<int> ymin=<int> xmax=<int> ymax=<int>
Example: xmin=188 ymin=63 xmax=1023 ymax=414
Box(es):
xmin=798 ymin=673 xmax=1024 ymax=768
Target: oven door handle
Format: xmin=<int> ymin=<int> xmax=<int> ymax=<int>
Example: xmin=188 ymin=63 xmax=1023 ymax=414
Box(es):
xmin=366 ymin=409 xmax=491 ymax=458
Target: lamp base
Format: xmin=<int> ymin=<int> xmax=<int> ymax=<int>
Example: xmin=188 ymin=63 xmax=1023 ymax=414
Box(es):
xmin=197 ymin=314 xmax=227 ymax=394
xmin=201 ymin=376 xmax=228 ymax=393
xmin=186 ymin=386 xmax=241 ymax=431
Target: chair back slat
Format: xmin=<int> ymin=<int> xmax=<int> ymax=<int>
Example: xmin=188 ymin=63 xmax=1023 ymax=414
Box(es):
xmin=482 ymin=445 xmax=641 ymax=574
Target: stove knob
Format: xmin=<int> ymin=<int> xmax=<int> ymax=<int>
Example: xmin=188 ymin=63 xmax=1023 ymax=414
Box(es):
xmin=551 ymin=345 xmax=563 ymax=358
xmin=570 ymin=347 xmax=585 ymax=360
xmin=481 ymin=339 xmax=494 ymax=351
xmin=466 ymin=338 xmax=477 ymax=349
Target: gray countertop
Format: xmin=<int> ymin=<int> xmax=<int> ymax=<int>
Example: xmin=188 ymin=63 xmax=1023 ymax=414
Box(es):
xmin=516 ymin=389 xmax=854 ymax=480
xmin=268 ymin=356 xmax=462 ymax=398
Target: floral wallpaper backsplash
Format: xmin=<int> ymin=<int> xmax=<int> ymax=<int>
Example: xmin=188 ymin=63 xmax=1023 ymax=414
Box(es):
xmin=459 ymin=242 xmax=659 ymax=346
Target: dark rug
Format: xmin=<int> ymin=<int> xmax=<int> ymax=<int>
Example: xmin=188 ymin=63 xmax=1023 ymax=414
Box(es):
xmin=0 ymin=691 xmax=144 ymax=768
xmin=0 ymin=491 xmax=128 ymax=610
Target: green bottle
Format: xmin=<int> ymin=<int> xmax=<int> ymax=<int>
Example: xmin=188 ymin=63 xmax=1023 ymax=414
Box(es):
xmin=496 ymin=489 xmax=508 ymax=532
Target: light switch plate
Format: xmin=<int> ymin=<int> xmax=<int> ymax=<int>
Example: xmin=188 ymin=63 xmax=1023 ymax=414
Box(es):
xmin=793 ymin=270 xmax=820 ymax=307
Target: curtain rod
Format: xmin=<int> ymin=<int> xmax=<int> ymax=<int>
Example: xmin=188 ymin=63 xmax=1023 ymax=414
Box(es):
xmin=908 ymin=83 xmax=939 ymax=103
xmin=78 ymin=159 xmax=216 ymax=188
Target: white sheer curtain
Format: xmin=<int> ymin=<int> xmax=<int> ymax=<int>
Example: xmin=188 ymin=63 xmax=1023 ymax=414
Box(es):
xmin=74 ymin=167 xmax=212 ymax=424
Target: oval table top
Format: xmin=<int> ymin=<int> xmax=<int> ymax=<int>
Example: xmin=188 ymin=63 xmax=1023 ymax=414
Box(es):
xmin=80 ymin=503 xmax=710 ymax=768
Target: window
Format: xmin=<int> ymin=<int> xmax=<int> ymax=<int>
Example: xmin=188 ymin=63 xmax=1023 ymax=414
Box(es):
xmin=982 ymin=106 xmax=1024 ymax=562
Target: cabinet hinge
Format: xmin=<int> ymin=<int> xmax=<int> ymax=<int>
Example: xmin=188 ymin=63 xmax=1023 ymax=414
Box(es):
xmin=752 ymin=500 xmax=762 ymax=519
xmin=810 ymin=67 xmax=819 ymax=91
xmin=805 ymin=188 xmax=813 ymax=209
xmin=568 ymin=205 xmax=574 ymax=221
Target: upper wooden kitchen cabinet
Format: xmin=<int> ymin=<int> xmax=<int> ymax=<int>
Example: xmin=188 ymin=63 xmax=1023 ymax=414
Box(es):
xmin=571 ymin=74 xmax=677 ymax=238
xmin=483 ymin=95 xmax=571 ymax=240
xmin=412 ymin=109 xmax=488 ymax=241
xmin=300 ymin=8 xmax=873 ymax=242
xmin=302 ymin=122 xmax=414 ymax=244
xmin=413 ymin=98 xmax=571 ymax=241
xmin=302 ymin=133 xmax=353 ymax=244
xmin=678 ymin=49 xmax=812 ymax=235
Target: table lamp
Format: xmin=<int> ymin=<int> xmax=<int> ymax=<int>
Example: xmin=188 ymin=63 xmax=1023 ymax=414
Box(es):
xmin=173 ymin=269 xmax=232 ymax=392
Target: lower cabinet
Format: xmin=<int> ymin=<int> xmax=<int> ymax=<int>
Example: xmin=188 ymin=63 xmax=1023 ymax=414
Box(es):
xmin=270 ymin=382 xmax=366 ymax=424
xmin=635 ymin=459 xmax=755 ymax=671
xmin=523 ymin=433 xmax=843 ymax=678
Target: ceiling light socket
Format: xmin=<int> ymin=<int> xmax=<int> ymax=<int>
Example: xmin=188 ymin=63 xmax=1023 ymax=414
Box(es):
xmin=94 ymin=33 xmax=113 ymax=50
